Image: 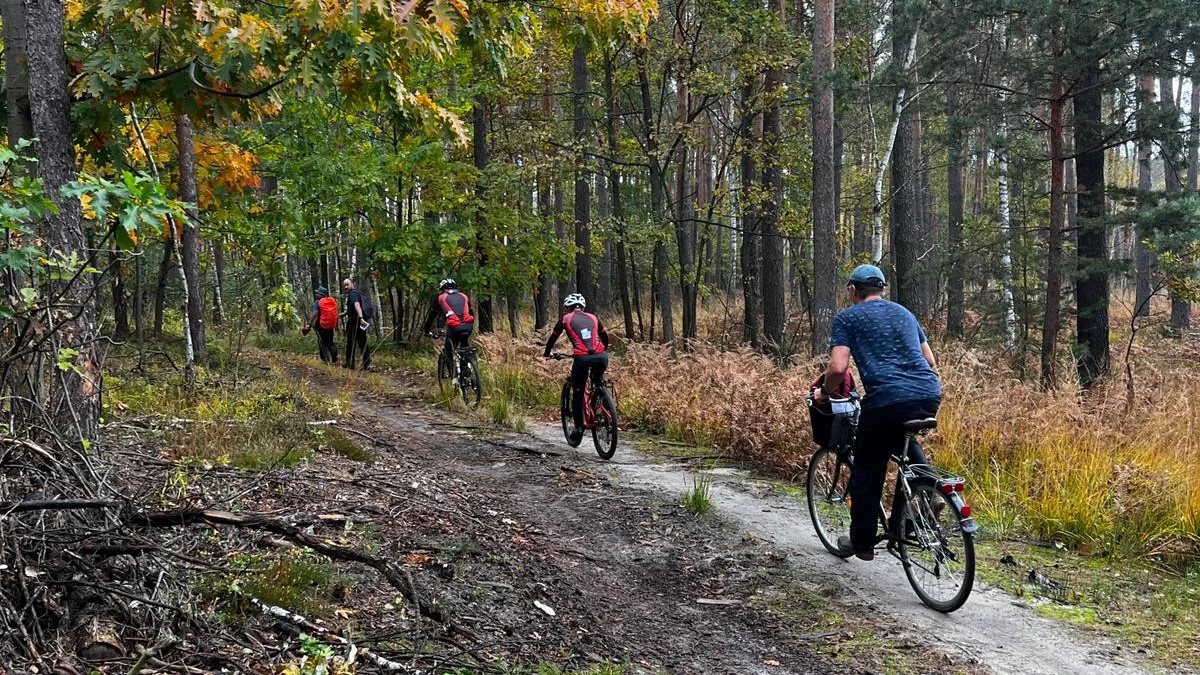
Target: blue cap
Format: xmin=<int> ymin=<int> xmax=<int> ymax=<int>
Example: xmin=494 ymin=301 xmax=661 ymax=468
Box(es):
xmin=315 ymin=286 xmax=328 ymax=297
xmin=849 ymin=264 xmax=886 ymax=287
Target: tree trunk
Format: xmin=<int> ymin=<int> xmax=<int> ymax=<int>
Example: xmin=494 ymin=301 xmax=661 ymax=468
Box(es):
xmin=534 ymin=167 xmax=551 ymax=331
xmin=890 ymin=0 xmax=924 ymax=318
xmin=473 ymin=95 xmax=494 ymax=333
xmin=2 ymin=0 xmax=33 ymax=147
xmin=872 ymin=27 xmax=919 ymax=264
xmin=212 ymin=237 xmax=226 ymax=325
xmin=1162 ymin=76 xmax=1190 ymax=332
xmin=176 ymin=113 xmax=206 ymax=359
xmin=637 ymin=46 xmax=673 ymax=343
xmin=1134 ymin=74 xmax=1154 ymax=318
xmin=573 ymin=40 xmax=594 ymax=303
xmin=740 ymin=78 xmax=761 ymax=348
xmin=997 ymin=122 xmax=1017 ymax=351
xmin=1041 ymin=62 xmax=1065 ymax=390
xmin=760 ymin=0 xmax=786 ymax=353
xmin=111 ymin=247 xmax=130 ymax=339
xmin=597 ymin=172 xmax=614 ymax=311
xmin=1190 ymin=68 xmax=1199 ymax=191
xmin=555 ymin=172 xmax=569 ymax=301
xmin=675 ymin=73 xmax=698 ymax=340
xmin=810 ymin=0 xmax=836 ymax=356
xmin=1072 ymin=47 xmax=1110 ymax=386
xmin=946 ymin=85 xmax=966 ymax=336
xmin=154 ymin=235 xmax=174 ymax=336
xmin=603 ymin=53 xmax=636 ymax=339
xmin=28 ymin=0 xmax=100 ymax=441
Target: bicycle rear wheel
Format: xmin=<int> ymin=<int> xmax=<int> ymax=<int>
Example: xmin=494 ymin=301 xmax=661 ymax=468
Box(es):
xmin=898 ymin=481 xmax=975 ymax=612
xmin=459 ymin=352 xmax=481 ymax=408
xmin=591 ymin=386 xmax=618 ymax=460
xmin=806 ymin=447 xmax=854 ymax=558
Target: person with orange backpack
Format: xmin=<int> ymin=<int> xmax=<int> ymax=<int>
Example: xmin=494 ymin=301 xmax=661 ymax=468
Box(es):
xmin=302 ymin=286 xmax=339 ymax=364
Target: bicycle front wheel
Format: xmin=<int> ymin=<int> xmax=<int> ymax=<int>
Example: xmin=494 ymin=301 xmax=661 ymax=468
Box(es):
xmin=898 ymin=481 xmax=976 ymax=612
xmin=460 ymin=353 xmax=481 ymax=408
xmin=806 ymin=447 xmax=854 ymax=558
xmin=436 ymin=350 xmax=450 ymax=393
xmin=559 ymin=381 xmax=572 ymax=443
xmin=591 ymin=387 xmax=618 ymax=460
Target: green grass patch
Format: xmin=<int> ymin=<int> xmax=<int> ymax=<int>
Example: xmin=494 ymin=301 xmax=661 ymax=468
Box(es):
xmin=200 ymin=551 xmax=349 ymax=620
xmin=681 ymin=473 xmax=714 ymax=515
xmin=974 ymin=537 xmax=1200 ymax=669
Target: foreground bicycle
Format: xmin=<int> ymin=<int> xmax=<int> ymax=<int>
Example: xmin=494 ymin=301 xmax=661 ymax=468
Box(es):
xmin=805 ymin=393 xmax=977 ymax=612
xmin=433 ymin=332 xmax=481 ymax=407
xmin=550 ymin=353 xmax=618 ymax=460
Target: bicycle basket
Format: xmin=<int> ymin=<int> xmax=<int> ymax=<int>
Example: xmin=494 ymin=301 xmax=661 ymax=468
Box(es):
xmin=807 ymin=394 xmax=860 ymax=449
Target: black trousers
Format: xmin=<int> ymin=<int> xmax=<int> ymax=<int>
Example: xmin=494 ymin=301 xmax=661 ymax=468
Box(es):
xmin=569 ymin=352 xmax=609 ymax=429
xmin=316 ymin=327 xmax=338 ymax=364
xmin=848 ymin=397 xmax=940 ymax=551
xmin=443 ymin=324 xmax=473 ymax=357
xmin=345 ymin=323 xmax=370 ymax=369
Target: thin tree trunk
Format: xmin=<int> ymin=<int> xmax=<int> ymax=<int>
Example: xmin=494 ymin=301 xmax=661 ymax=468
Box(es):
xmin=872 ymin=27 xmax=920 ymax=264
xmin=1041 ymin=60 xmax=1065 ymax=390
xmin=946 ymin=85 xmax=966 ymax=336
xmin=603 ymin=52 xmax=636 ymax=339
xmin=760 ymin=0 xmax=787 ymax=352
xmin=154 ymin=234 xmax=174 ymax=336
xmin=176 ymin=113 xmax=206 ymax=359
xmin=1134 ymin=74 xmax=1154 ymax=318
xmin=889 ymin=0 xmax=925 ymax=317
xmin=1163 ymin=76 xmax=1190 ymax=332
xmin=1190 ymin=67 xmax=1199 ymax=191
xmin=637 ymin=46 xmax=673 ymax=344
xmin=2 ymin=0 xmax=33 ymax=147
xmin=675 ymin=72 xmax=698 ymax=340
xmin=112 ymin=247 xmax=130 ymax=339
xmin=535 ymin=167 xmax=551 ymax=330
xmin=212 ymin=237 xmax=226 ymax=325
xmin=740 ymin=78 xmax=761 ymax=348
xmin=555 ymin=172 xmax=569 ymax=301
xmin=597 ymin=172 xmax=614 ymax=311
xmin=573 ymin=40 xmax=594 ymax=303
xmin=473 ymin=95 xmax=494 ymax=333
xmin=997 ymin=117 xmax=1017 ymax=351
xmin=810 ymin=0 xmax=836 ymax=355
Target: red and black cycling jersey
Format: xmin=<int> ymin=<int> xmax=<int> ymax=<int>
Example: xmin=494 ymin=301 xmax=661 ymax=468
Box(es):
xmin=544 ymin=309 xmax=609 ymax=357
xmin=423 ymin=290 xmax=474 ymax=332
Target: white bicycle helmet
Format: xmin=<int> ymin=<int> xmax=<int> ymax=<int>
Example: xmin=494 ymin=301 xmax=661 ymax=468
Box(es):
xmin=563 ymin=293 xmax=586 ymax=309
xmin=439 ymin=278 xmax=457 ymax=290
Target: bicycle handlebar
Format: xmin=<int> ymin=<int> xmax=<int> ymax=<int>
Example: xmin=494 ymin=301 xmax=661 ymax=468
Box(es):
xmin=547 ymin=353 xmax=571 ymax=361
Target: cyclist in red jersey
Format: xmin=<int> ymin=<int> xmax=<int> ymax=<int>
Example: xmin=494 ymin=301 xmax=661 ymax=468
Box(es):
xmin=543 ymin=293 xmax=610 ymax=446
xmin=423 ymin=278 xmax=475 ymax=357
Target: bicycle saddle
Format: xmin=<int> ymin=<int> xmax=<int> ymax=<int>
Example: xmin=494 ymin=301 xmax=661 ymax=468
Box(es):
xmin=901 ymin=418 xmax=938 ymax=432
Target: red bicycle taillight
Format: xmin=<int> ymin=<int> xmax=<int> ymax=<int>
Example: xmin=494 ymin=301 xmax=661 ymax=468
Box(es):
xmin=954 ymin=483 xmax=964 ymax=492
xmin=941 ymin=483 xmax=955 ymax=494
xmin=960 ymin=504 xmax=972 ymax=518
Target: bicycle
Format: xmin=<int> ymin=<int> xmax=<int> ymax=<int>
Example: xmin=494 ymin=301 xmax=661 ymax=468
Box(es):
xmin=433 ymin=332 xmax=481 ymax=407
xmin=805 ymin=394 xmax=978 ymax=612
xmin=549 ymin=353 xmax=618 ymax=460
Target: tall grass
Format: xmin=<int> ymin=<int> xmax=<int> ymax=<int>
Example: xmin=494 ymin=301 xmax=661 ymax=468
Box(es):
xmin=475 ymin=332 xmax=1199 ymax=562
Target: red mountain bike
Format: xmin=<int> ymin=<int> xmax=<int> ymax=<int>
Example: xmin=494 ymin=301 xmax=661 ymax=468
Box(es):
xmin=550 ymin=353 xmax=618 ymax=460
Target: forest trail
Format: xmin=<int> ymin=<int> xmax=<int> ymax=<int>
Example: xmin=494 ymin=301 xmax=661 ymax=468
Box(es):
xmin=289 ymin=356 xmax=1159 ymax=675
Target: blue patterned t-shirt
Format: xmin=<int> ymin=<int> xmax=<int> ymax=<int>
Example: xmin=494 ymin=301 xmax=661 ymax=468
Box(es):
xmin=830 ymin=299 xmax=941 ymax=410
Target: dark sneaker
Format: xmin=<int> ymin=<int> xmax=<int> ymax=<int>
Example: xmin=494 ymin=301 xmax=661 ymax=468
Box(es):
xmin=836 ymin=535 xmax=874 ymax=561
xmin=568 ymin=427 xmax=585 ymax=448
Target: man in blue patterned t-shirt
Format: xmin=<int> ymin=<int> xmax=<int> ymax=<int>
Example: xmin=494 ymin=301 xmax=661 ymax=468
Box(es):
xmin=815 ymin=264 xmax=941 ymax=560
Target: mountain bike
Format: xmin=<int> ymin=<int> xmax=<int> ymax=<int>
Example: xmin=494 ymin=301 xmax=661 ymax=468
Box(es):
xmin=433 ymin=332 xmax=481 ymax=407
xmin=549 ymin=353 xmax=618 ymax=460
xmin=805 ymin=395 xmax=977 ymax=612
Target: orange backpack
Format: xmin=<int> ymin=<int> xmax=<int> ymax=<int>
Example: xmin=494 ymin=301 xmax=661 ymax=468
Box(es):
xmin=318 ymin=296 xmax=338 ymax=329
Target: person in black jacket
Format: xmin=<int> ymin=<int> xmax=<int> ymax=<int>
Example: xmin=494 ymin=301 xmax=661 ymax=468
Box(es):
xmin=341 ymin=278 xmax=371 ymax=370
xmin=543 ymin=293 xmax=609 ymax=447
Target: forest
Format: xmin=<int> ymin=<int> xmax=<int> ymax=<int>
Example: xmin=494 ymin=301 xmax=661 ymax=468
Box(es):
xmin=1 ymin=0 xmax=1199 ymax=672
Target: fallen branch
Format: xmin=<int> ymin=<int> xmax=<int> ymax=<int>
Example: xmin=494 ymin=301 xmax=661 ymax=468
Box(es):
xmin=127 ymin=637 xmax=178 ymax=675
xmin=0 ymin=499 xmax=120 ymax=515
xmin=476 ymin=438 xmax=563 ymax=457
xmin=124 ymin=508 xmax=447 ymax=623
xmin=248 ymin=595 xmax=421 ymax=672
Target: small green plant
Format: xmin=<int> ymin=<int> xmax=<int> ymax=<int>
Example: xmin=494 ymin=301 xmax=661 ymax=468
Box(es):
xmin=512 ymin=416 xmax=528 ymax=433
xmin=281 ymin=633 xmax=354 ymax=675
xmin=490 ymin=396 xmax=512 ymax=426
xmin=682 ymin=473 xmax=714 ymax=515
